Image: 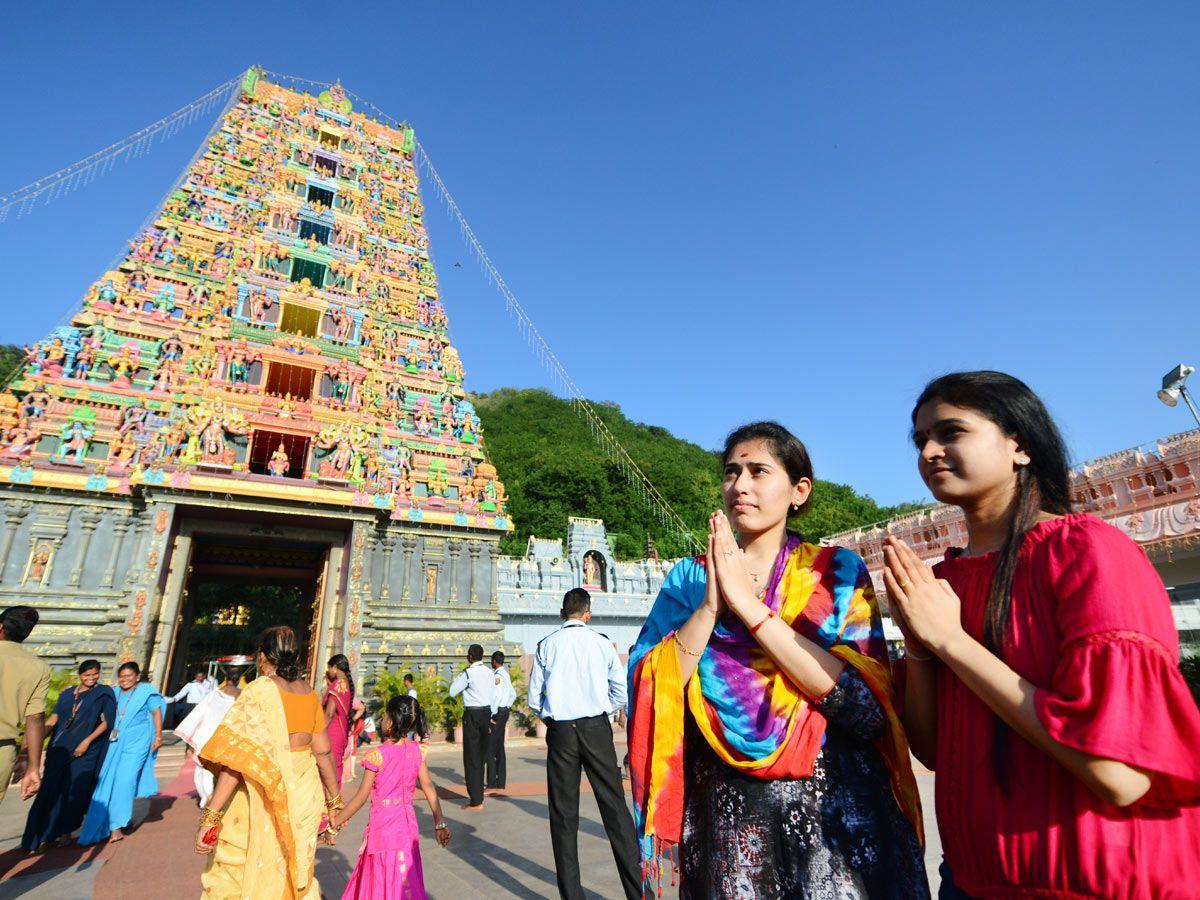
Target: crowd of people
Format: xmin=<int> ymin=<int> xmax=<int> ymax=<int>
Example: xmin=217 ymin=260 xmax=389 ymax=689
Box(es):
xmin=3 ymin=368 xmax=1200 ymax=899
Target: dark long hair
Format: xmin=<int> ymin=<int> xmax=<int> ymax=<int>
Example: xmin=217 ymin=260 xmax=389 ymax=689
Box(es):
xmin=722 ymin=421 xmax=815 ymax=529
xmin=912 ymin=372 xmax=1072 ymax=779
xmin=381 ymin=694 xmax=427 ymax=742
xmin=257 ymin=626 xmax=302 ymax=681
xmin=327 ymin=653 xmax=355 ymax=700
xmin=912 ymin=372 xmax=1071 ymax=652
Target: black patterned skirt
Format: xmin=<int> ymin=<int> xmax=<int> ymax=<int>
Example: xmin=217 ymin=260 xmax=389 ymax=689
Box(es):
xmin=678 ymin=669 xmax=929 ymax=899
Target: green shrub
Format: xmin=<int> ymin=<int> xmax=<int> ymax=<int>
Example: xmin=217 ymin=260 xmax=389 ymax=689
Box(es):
xmin=508 ymin=663 xmax=534 ymax=733
xmin=45 ymin=668 xmax=76 ymax=717
xmin=371 ymin=667 xmax=452 ymax=736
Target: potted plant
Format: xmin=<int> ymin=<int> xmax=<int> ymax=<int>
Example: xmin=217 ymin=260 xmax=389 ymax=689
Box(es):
xmin=446 ymin=693 xmax=464 ymax=743
xmin=506 ymin=663 xmax=534 ymax=739
xmin=369 ymin=667 xmax=451 ymax=742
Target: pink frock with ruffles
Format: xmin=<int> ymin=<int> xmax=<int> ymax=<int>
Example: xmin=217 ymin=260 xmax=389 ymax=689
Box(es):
xmin=932 ymin=514 xmax=1200 ymax=898
xmin=341 ymin=740 xmax=427 ymax=900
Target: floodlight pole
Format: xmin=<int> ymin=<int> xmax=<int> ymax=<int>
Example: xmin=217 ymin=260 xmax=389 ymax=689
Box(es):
xmin=1178 ymin=384 xmax=1200 ymax=431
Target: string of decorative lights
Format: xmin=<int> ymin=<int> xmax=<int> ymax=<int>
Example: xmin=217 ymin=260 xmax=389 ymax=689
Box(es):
xmin=0 ymin=75 xmax=242 ymax=222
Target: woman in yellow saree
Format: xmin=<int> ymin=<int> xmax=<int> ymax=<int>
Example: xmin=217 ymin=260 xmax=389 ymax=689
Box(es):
xmin=194 ymin=626 xmax=342 ymax=899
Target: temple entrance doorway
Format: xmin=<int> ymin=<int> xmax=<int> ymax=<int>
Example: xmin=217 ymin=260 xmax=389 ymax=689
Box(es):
xmin=165 ymin=537 xmax=328 ymax=695
xmin=152 ymin=511 xmax=352 ymax=698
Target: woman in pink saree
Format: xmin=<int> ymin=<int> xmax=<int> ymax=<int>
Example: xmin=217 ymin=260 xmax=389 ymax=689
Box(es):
xmin=322 ymin=654 xmax=354 ymax=786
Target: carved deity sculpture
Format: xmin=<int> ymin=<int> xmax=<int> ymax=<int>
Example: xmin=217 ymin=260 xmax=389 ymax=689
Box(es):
xmin=329 ymin=305 xmax=353 ymax=342
xmin=413 ymin=398 xmax=434 ymax=436
xmin=1 ymin=417 xmax=39 ymax=459
xmin=159 ymin=333 xmax=184 ymax=361
xmin=37 ymin=339 xmax=67 ymax=377
xmin=107 ymin=344 xmax=141 ymax=388
xmin=583 ymin=554 xmax=599 ymax=586
xmin=227 ymin=343 xmax=259 ymax=389
xmin=267 ymin=443 xmax=290 ymax=477
xmin=70 ymin=343 xmax=96 ymax=380
xmin=250 ymin=289 xmax=274 ymax=324
xmin=56 ymin=419 xmax=94 ymax=463
xmin=24 ymin=542 xmax=53 ymax=586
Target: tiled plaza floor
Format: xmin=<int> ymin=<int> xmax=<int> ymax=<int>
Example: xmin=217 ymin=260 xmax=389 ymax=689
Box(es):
xmin=0 ymin=733 xmax=940 ymax=899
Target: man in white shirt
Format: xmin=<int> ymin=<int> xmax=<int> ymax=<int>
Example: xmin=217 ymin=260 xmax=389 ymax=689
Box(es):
xmin=528 ymin=589 xmax=640 ymax=900
xmin=403 ymin=672 xmax=418 ymax=699
xmin=486 ymin=651 xmax=518 ymax=792
xmin=449 ymin=643 xmax=494 ymax=809
xmin=169 ymin=669 xmax=214 ymax=729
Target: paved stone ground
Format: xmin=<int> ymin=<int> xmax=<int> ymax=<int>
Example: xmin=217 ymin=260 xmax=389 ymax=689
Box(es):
xmin=0 ymin=733 xmax=940 ymax=899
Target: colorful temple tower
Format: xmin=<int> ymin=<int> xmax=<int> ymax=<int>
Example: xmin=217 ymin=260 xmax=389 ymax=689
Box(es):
xmin=0 ymin=70 xmax=512 ymax=689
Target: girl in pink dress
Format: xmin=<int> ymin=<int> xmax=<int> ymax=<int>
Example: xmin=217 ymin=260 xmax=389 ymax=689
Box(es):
xmin=322 ymin=654 xmax=354 ymax=786
xmin=331 ymin=695 xmax=451 ymax=900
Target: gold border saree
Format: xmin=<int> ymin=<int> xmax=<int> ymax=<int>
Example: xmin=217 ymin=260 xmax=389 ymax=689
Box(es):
xmin=199 ymin=678 xmax=323 ymax=899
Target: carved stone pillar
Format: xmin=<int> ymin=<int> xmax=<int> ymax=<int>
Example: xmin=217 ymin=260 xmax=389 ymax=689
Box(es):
xmin=468 ymin=542 xmax=481 ymax=603
xmin=0 ymin=501 xmax=32 ymax=577
xmin=125 ymin=519 xmax=148 ymax=585
xmin=447 ymin=539 xmax=461 ymax=602
xmin=70 ymin=509 xmax=104 ymax=586
xmin=378 ymin=534 xmax=397 ymax=601
xmin=400 ymin=536 xmax=416 ymax=601
xmin=102 ymin=514 xmax=133 ymax=588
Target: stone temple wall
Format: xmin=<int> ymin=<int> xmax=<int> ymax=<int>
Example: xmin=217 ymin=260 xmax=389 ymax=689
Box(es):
xmin=497 ymin=517 xmax=677 ymax=655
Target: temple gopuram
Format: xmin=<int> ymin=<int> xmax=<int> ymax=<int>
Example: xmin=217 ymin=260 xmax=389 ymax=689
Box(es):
xmin=0 ymin=69 xmax=515 ymax=690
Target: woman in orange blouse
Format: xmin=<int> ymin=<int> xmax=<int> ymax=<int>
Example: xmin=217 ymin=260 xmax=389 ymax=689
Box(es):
xmin=194 ymin=626 xmax=342 ymax=898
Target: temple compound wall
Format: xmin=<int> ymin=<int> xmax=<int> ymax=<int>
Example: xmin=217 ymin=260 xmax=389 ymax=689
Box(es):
xmin=497 ymin=517 xmax=677 ymax=655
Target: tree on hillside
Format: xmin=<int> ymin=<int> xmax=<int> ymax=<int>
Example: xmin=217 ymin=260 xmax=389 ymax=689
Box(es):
xmin=474 ymin=388 xmax=919 ymax=559
xmin=0 ymin=345 xmax=24 ymax=385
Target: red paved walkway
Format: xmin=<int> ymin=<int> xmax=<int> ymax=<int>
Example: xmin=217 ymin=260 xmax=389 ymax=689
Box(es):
xmin=92 ymin=756 xmax=206 ymax=899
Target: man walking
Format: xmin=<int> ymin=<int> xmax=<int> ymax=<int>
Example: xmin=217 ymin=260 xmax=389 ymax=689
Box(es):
xmin=449 ymin=643 xmax=494 ymax=810
xmin=529 ymin=589 xmax=641 ymax=900
xmin=486 ymin=650 xmax=517 ymax=793
xmin=0 ymin=606 xmax=51 ymax=801
xmin=169 ymin=668 xmax=214 ymax=729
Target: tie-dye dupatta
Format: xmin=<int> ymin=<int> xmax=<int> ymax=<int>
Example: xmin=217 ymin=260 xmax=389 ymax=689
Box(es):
xmin=627 ymin=537 xmax=922 ymax=881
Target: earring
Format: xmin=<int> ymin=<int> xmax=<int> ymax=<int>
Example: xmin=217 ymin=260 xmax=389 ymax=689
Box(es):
xmin=1016 ymin=454 xmax=1030 ymax=466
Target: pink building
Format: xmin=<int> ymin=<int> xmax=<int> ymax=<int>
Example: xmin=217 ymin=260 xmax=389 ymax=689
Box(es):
xmin=823 ymin=429 xmax=1200 ymax=645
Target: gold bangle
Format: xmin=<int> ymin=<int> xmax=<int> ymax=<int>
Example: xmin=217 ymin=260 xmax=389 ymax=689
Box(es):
xmin=199 ymin=807 xmax=224 ymax=827
xmin=325 ymin=794 xmax=345 ymax=813
xmin=674 ymin=632 xmax=703 ymax=658
xmin=434 ymin=822 xmax=449 ymax=832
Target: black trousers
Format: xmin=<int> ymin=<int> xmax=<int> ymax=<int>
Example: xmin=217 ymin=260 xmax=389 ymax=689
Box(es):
xmin=486 ymin=707 xmax=510 ymax=788
xmin=545 ymin=715 xmax=641 ymax=900
xmin=172 ymin=701 xmax=195 ymax=729
xmin=461 ymin=706 xmax=491 ymax=805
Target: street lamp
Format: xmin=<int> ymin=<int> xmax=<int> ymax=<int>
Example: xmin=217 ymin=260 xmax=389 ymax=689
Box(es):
xmin=1157 ymin=364 xmax=1200 ymax=430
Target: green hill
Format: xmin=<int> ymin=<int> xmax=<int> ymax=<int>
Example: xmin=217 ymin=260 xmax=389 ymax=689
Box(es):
xmin=474 ymin=388 xmax=918 ymax=558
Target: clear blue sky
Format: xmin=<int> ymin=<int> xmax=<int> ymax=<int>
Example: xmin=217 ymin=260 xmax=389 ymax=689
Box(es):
xmin=2 ymin=3 xmax=1198 ymax=508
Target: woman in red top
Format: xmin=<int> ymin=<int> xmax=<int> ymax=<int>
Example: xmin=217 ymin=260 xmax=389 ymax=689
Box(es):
xmin=884 ymin=370 xmax=1200 ymax=899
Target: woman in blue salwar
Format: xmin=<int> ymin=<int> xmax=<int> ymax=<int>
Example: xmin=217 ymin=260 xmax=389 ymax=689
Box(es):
xmin=22 ymin=659 xmax=116 ymax=850
xmin=78 ymin=661 xmax=164 ymax=845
